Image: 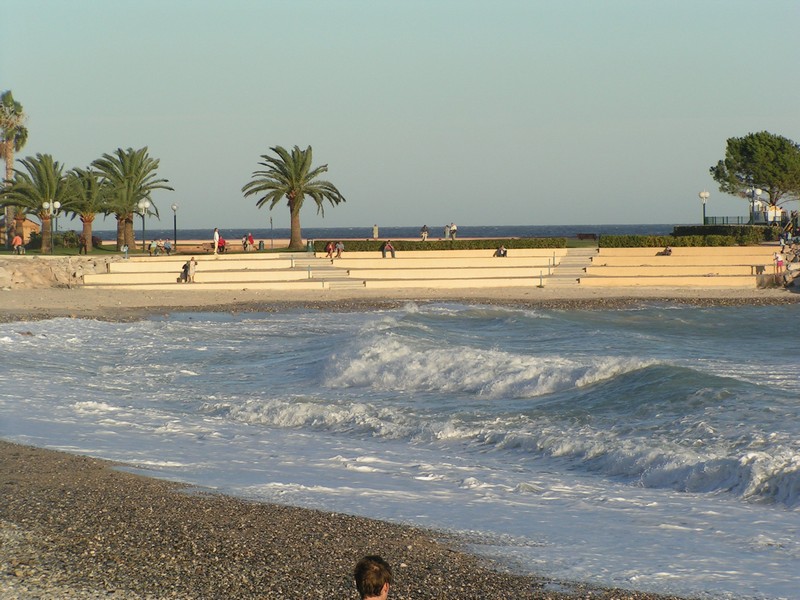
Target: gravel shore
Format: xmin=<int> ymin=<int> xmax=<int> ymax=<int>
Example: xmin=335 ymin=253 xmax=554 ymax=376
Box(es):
xmin=0 ymin=441 xmax=695 ymax=600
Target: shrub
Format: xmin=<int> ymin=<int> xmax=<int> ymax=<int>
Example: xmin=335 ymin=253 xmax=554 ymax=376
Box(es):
xmin=55 ymin=230 xmax=80 ymax=248
xmin=27 ymin=231 xmax=42 ymax=249
xmin=672 ymin=225 xmax=775 ymax=245
xmin=599 ymin=235 xmax=738 ymax=248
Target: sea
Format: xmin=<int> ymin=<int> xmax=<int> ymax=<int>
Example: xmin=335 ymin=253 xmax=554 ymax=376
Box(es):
xmin=91 ymin=223 xmax=676 ymax=243
xmin=2 ymin=224 xmax=799 ymax=600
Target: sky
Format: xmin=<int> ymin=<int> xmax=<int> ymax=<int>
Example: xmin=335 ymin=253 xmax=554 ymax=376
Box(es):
xmin=3 ymin=0 xmax=799 ymax=231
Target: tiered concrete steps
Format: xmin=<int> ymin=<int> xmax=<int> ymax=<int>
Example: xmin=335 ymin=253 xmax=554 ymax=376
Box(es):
xmin=80 ymin=249 xmax=567 ymax=291
xmin=547 ymin=248 xmax=598 ymax=287
xmin=83 ymin=253 xmax=331 ymax=291
xmin=579 ymin=247 xmax=774 ymax=287
xmin=79 ymin=246 xmax=772 ymax=291
xmin=338 ymin=249 xmax=566 ymax=289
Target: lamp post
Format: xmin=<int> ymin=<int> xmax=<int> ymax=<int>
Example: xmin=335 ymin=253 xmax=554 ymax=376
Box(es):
xmin=270 ymin=216 xmax=274 ymax=249
xmin=746 ymin=188 xmax=762 ymax=224
xmin=41 ymin=200 xmax=61 ymax=254
xmin=699 ymin=190 xmax=710 ymax=224
xmin=137 ymin=199 xmax=151 ymax=252
xmin=171 ymin=203 xmax=178 ymax=249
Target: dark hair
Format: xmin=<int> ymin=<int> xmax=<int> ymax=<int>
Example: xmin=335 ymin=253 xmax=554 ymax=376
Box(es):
xmin=354 ymin=555 xmax=392 ymax=598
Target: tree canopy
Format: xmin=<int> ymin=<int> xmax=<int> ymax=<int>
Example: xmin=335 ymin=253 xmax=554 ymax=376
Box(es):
xmin=92 ymin=147 xmax=173 ymax=250
xmin=242 ymin=145 xmax=346 ymax=250
xmin=0 ymin=153 xmax=74 ymax=253
xmin=710 ymin=131 xmax=800 ymax=206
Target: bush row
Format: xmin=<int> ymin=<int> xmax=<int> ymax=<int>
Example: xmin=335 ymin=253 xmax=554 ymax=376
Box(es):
xmin=672 ymin=225 xmax=780 ymax=244
xmin=311 ymin=238 xmax=567 ymax=252
xmin=598 ymin=235 xmax=739 ymax=247
xmin=26 ymin=231 xmax=104 ymax=249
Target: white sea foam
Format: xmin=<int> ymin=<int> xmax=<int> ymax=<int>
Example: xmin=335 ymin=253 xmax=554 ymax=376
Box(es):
xmin=325 ymin=337 xmax=652 ymax=398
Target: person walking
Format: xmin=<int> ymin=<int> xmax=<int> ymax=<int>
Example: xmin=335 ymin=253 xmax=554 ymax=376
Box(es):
xmin=449 ymin=222 xmax=458 ymax=239
xmin=213 ymin=228 xmax=220 ymax=255
xmin=420 ymin=224 xmax=428 ymax=241
xmin=443 ymin=223 xmax=451 ymax=240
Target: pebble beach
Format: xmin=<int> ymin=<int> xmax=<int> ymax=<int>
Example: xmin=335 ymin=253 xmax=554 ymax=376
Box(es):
xmin=1 ymin=440 xmax=692 ymax=600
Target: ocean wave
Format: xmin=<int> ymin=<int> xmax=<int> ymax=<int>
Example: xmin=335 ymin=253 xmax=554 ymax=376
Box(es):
xmin=324 ymin=337 xmax=652 ymax=399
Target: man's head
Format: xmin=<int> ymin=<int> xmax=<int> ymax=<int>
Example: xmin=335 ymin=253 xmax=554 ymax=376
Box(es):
xmin=354 ymin=555 xmax=392 ymax=599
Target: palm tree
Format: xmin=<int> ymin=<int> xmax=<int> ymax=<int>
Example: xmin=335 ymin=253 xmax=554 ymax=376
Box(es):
xmin=242 ymin=145 xmax=346 ymax=250
xmin=0 ymin=90 xmax=29 ymax=247
xmin=0 ymin=153 xmax=73 ymax=254
xmin=92 ymin=147 xmax=173 ymax=250
xmin=65 ymin=167 xmax=107 ymax=254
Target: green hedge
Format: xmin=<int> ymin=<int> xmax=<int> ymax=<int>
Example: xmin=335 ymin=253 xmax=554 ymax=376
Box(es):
xmin=672 ymin=225 xmax=778 ymax=244
xmin=598 ymin=235 xmax=739 ymax=248
xmin=311 ymin=238 xmax=567 ymax=252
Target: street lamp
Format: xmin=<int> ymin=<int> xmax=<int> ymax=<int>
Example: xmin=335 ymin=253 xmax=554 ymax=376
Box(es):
xmin=41 ymin=200 xmax=61 ymax=254
xmin=698 ymin=190 xmax=710 ymax=224
xmin=171 ymin=203 xmax=178 ymax=249
xmin=137 ymin=199 xmax=151 ymax=252
xmin=746 ymin=188 xmax=762 ymax=224
xmin=270 ymin=216 xmax=274 ymax=249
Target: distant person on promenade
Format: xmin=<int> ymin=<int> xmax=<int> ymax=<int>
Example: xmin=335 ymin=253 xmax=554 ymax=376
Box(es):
xmin=494 ymin=245 xmax=507 ymax=257
xmin=335 ymin=240 xmax=344 ymax=259
xmin=381 ymin=240 xmax=396 ymax=258
xmin=188 ymin=257 xmax=197 ymax=282
xmin=213 ymin=228 xmax=220 ymax=255
xmin=449 ymin=222 xmax=458 ymax=239
xmin=443 ymin=223 xmax=451 ymax=240
xmin=420 ymin=224 xmax=428 ymax=241
xmin=247 ymin=232 xmax=255 ymax=250
xmin=11 ymin=234 xmax=24 ymax=254
xmin=325 ymin=241 xmax=334 ymax=258
xmin=774 ymin=251 xmax=784 ymax=274
xmin=373 ymin=224 xmax=379 ymax=239
xmin=354 ymin=555 xmax=392 ymax=600
xmin=78 ymin=233 xmax=88 ymax=255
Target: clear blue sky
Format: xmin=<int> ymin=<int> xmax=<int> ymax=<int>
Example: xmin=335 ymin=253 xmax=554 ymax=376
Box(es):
xmin=3 ymin=0 xmax=799 ymax=231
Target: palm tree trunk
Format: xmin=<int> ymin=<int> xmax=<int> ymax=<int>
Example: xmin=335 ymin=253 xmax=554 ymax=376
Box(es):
xmin=125 ymin=215 xmax=135 ymax=250
xmin=13 ymin=212 xmax=25 ymax=243
xmin=80 ymin=215 xmax=94 ymax=254
xmin=288 ymin=207 xmax=304 ymax=250
xmin=116 ymin=215 xmax=125 ymax=251
xmin=40 ymin=214 xmax=52 ymax=254
xmin=3 ymin=142 xmax=13 ymax=248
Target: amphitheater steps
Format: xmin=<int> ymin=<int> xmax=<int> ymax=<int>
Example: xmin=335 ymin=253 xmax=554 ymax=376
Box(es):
xmin=547 ymin=248 xmax=598 ymax=287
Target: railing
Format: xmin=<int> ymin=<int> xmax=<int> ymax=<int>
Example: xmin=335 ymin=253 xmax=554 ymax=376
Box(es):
xmin=704 ymin=216 xmax=749 ymax=225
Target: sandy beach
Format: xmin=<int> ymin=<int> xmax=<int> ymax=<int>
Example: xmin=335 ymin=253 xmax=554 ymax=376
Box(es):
xmin=2 ymin=284 xmax=796 ymax=599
